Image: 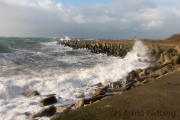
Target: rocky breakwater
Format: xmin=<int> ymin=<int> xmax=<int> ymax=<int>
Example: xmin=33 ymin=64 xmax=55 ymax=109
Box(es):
xmin=26 ymin=42 xmax=180 ymax=120
xmin=58 ymin=40 xmax=132 ymax=57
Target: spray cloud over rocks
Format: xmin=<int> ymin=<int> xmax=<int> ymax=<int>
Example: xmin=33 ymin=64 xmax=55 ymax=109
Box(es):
xmin=127 ymin=40 xmax=152 ymax=63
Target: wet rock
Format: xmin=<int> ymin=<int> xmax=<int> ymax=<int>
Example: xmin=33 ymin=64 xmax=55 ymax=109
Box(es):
xmin=155 ymin=68 xmax=166 ymax=76
xmin=173 ymin=65 xmax=180 ymax=72
xmin=139 ymin=71 xmax=148 ymax=78
xmin=128 ymin=71 xmax=137 ymax=79
xmin=163 ymin=64 xmax=173 ymax=73
xmin=124 ymin=82 xmax=134 ymax=88
xmin=84 ymin=95 xmax=106 ymax=104
xmin=103 ymin=83 xmax=110 ymax=88
xmin=135 ymin=77 xmax=148 ymax=82
xmin=142 ymin=79 xmax=149 ymax=84
xmin=109 ymin=81 xmax=121 ymax=88
xmin=150 ymin=72 xmax=159 ymax=78
xmin=121 ymin=77 xmax=134 ymax=87
xmin=56 ymin=104 xmax=74 ymax=113
xmin=92 ymin=88 xmax=106 ymax=97
xmin=157 ymin=53 xmax=164 ymax=63
xmin=102 ymin=83 xmax=110 ymax=90
xmin=147 ymin=77 xmax=156 ymax=81
xmin=26 ymin=91 xmax=40 ymax=98
xmin=134 ymin=81 xmax=143 ymax=87
xmin=148 ymin=66 xmax=160 ymax=74
xmin=75 ymin=99 xmax=84 ymax=109
xmin=163 ymin=54 xmax=173 ymax=65
xmin=38 ymin=96 xmax=57 ymax=107
xmin=112 ymin=88 xmax=125 ymax=94
xmin=30 ymin=105 xmax=56 ymax=118
xmin=172 ymin=55 xmax=180 ymax=64
xmin=93 ymin=100 xmax=101 ymax=104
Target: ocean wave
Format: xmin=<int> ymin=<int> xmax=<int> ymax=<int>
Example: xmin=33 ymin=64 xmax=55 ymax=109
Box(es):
xmin=0 ymin=38 xmax=151 ymax=120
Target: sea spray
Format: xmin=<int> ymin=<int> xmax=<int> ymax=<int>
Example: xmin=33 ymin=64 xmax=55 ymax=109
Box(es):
xmin=60 ymin=35 xmax=70 ymax=41
xmin=126 ymin=40 xmax=152 ymax=62
xmin=0 ymin=38 xmax=151 ymax=120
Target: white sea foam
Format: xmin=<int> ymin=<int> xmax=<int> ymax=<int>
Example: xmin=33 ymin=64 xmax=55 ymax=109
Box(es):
xmin=60 ymin=35 xmax=70 ymax=41
xmin=0 ymin=40 xmax=151 ymax=120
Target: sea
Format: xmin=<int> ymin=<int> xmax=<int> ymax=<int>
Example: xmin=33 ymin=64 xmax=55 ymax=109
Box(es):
xmin=0 ymin=37 xmax=151 ymax=120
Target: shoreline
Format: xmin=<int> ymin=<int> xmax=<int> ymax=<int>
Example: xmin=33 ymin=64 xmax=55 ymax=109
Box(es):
xmin=29 ymin=39 xmax=180 ymax=120
xmin=53 ymin=70 xmax=180 ymax=120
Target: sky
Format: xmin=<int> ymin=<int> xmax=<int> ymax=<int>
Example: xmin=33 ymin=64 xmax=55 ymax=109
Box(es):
xmin=0 ymin=0 xmax=180 ymax=39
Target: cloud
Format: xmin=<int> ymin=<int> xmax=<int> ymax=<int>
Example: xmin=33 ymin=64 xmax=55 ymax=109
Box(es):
xmin=38 ymin=0 xmax=53 ymax=9
xmin=0 ymin=0 xmax=37 ymax=7
xmin=57 ymin=3 xmax=63 ymax=10
xmin=141 ymin=20 xmax=163 ymax=29
xmin=73 ymin=14 xmax=86 ymax=23
xmin=0 ymin=0 xmax=180 ymax=39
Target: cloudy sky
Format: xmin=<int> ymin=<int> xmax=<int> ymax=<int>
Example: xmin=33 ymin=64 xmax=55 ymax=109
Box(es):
xmin=0 ymin=0 xmax=180 ymax=39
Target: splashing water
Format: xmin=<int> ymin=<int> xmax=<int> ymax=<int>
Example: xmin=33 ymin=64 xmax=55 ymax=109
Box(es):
xmin=0 ymin=38 xmax=151 ymax=120
xmin=60 ymin=35 xmax=70 ymax=41
xmin=64 ymin=36 xmax=70 ymax=40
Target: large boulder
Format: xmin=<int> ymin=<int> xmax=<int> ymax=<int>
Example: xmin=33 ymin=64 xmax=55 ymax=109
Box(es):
xmin=56 ymin=104 xmax=74 ymax=113
xmin=30 ymin=105 xmax=56 ymax=118
xmin=172 ymin=55 xmax=180 ymax=64
xmin=163 ymin=54 xmax=173 ymax=65
xmin=155 ymin=69 xmax=165 ymax=76
xmin=139 ymin=71 xmax=148 ymax=78
xmin=38 ymin=96 xmax=57 ymax=107
xmin=157 ymin=53 xmax=164 ymax=63
xmin=109 ymin=81 xmax=121 ymax=88
xmin=75 ymin=99 xmax=84 ymax=109
xmin=121 ymin=71 xmax=136 ymax=87
xmin=135 ymin=76 xmax=148 ymax=82
xmin=175 ymin=46 xmax=180 ymax=55
xmin=154 ymin=46 xmax=162 ymax=57
xmin=84 ymin=95 xmax=106 ymax=104
xmin=92 ymin=88 xmax=106 ymax=97
xmin=154 ymin=65 xmax=172 ymax=76
xmin=112 ymin=87 xmax=126 ymax=94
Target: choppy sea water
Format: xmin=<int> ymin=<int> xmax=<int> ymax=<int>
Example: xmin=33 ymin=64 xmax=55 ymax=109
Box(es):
xmin=0 ymin=37 xmax=151 ymax=120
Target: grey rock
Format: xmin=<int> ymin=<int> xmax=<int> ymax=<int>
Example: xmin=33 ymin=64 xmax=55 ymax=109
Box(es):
xmin=30 ymin=105 xmax=56 ymax=118
xmin=84 ymin=95 xmax=106 ymax=104
xmin=75 ymin=99 xmax=84 ymax=109
xmin=92 ymin=88 xmax=106 ymax=97
xmin=109 ymin=81 xmax=121 ymax=88
xmin=26 ymin=91 xmax=40 ymax=98
xmin=56 ymin=104 xmax=74 ymax=113
xmin=121 ymin=78 xmax=134 ymax=87
xmin=134 ymin=81 xmax=143 ymax=86
xmin=38 ymin=96 xmax=57 ymax=107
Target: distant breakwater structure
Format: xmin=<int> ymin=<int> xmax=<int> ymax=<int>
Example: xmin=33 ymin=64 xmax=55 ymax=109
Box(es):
xmin=58 ymin=40 xmax=133 ymax=57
